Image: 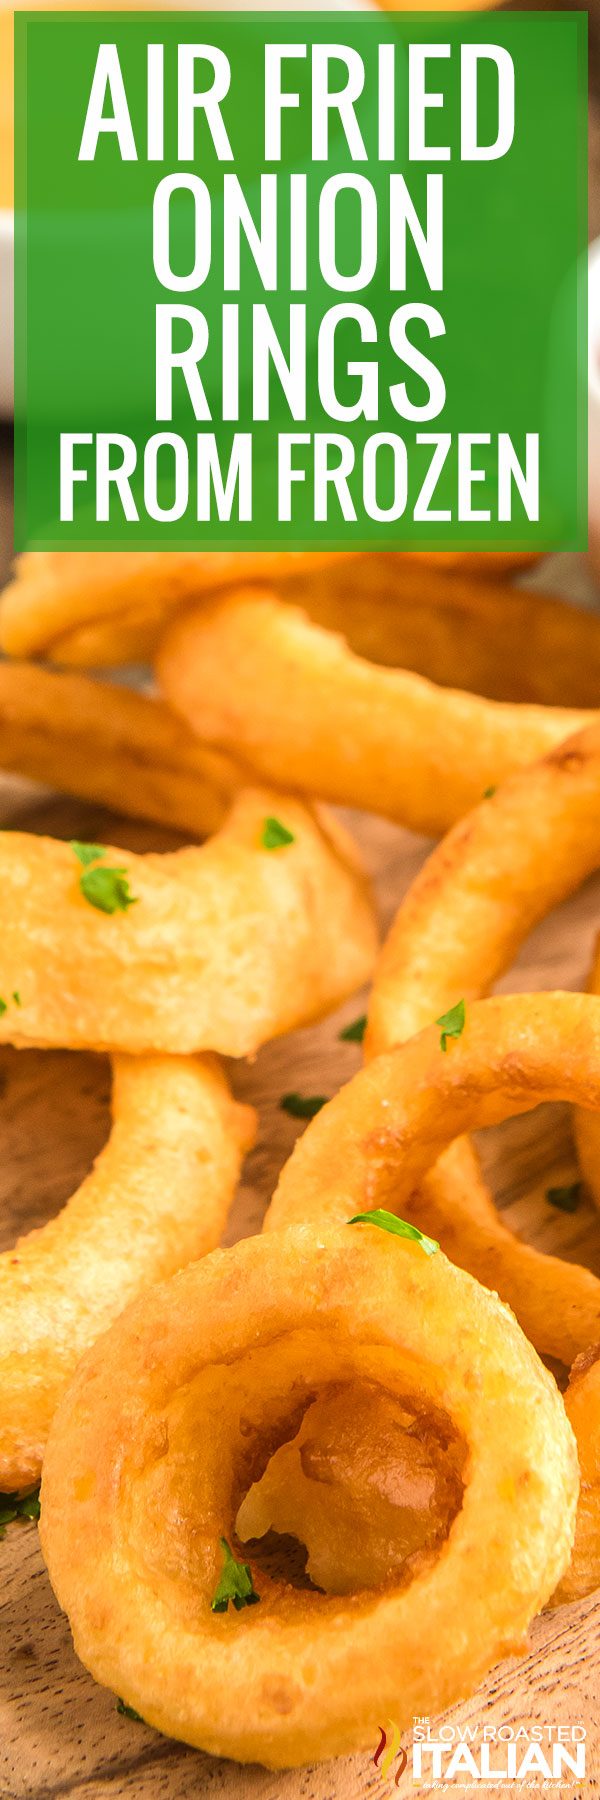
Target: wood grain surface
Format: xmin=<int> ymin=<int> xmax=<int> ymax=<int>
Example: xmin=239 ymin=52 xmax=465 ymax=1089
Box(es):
xmin=0 ymin=779 xmax=599 ymax=1799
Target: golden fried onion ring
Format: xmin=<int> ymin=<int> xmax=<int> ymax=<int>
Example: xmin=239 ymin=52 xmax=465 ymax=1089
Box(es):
xmin=40 ymin=1218 xmax=577 ymax=1766
xmin=0 ymin=550 xmax=353 ymax=662
xmin=269 ymin=993 xmax=600 ymax=1237
xmin=361 ymin=728 xmax=600 ymax=1607
xmin=575 ymin=934 xmax=600 ymax=1211
xmin=0 ymin=660 xmax=239 ymax=837
xmin=44 ymin=553 xmax=549 ymax=677
xmin=0 ymin=550 xmax=535 ymax=669
xmin=0 ymin=790 xmax=376 ymax=1055
xmin=1 ymin=1054 xmax=254 ymax=1491
xmin=269 ymin=988 xmax=600 ymax=1611
xmin=296 ymin=560 xmax=600 ymax=709
xmin=157 ymin=591 xmax=593 ymax=836
xmin=365 ymin=723 xmax=600 ymax=1366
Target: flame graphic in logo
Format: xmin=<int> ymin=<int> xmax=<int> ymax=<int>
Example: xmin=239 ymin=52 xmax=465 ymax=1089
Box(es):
xmin=373 ymin=1720 xmax=408 ymax=1785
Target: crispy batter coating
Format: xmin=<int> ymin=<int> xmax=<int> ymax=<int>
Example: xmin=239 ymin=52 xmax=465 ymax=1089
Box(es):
xmin=0 ymin=550 xmax=352 ymax=662
xmin=157 ymin=591 xmax=592 ymax=836
xmin=574 ymin=935 xmax=600 ymax=1211
xmin=40 ymin=1224 xmax=577 ymax=1766
xmin=0 ymin=791 xmax=376 ymax=1055
xmin=270 ymin=993 xmax=600 ymax=1237
xmin=0 ymin=660 xmax=239 ymax=835
xmin=368 ymin=722 xmax=600 ymax=1062
xmin=274 ymin=556 xmax=598 ymax=708
xmin=360 ymin=743 xmax=600 ymax=1609
xmin=0 ymin=551 xmax=535 ymax=669
xmin=0 ymin=1055 xmax=254 ymax=1490
xmin=554 ymin=1346 xmax=600 ymax=1606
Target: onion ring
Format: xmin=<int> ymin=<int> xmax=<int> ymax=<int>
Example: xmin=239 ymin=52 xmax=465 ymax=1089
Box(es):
xmin=294 ymin=560 xmax=600 ymax=709
xmin=0 ymin=549 xmax=353 ymax=662
xmin=40 ymin=554 xmax=549 ymax=679
xmin=39 ymin=1216 xmax=576 ymax=1765
xmin=403 ymin=551 xmax=540 ymax=576
xmin=1 ymin=1053 xmax=254 ymax=1491
xmin=269 ymin=993 xmax=600 ymax=1237
xmin=0 ymin=660 xmax=240 ymax=836
xmin=0 ymin=550 xmax=534 ymax=669
xmin=553 ymin=1344 xmax=600 ymax=1606
xmin=574 ymin=936 xmax=600 ymax=1212
xmin=157 ymin=591 xmax=593 ymax=836
xmin=360 ymin=738 xmax=600 ymax=1605
xmin=0 ymin=790 xmax=376 ymax=1055
xmin=365 ymin=721 xmax=600 ymax=1365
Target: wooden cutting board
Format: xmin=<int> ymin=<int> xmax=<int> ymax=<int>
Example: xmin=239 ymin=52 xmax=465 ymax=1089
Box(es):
xmin=0 ymin=780 xmax=599 ymax=1799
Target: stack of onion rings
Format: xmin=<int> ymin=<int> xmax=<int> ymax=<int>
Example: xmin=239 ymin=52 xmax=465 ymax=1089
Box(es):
xmin=1 ymin=542 xmax=598 ymax=1763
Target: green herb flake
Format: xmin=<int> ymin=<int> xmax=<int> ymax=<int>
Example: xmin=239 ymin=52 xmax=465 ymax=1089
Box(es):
xmin=0 ymin=992 xmax=23 ymax=1016
xmin=0 ymin=1485 xmax=41 ymax=1533
xmin=339 ymin=1015 xmax=367 ymax=1044
xmin=80 ymin=865 xmax=138 ymax=916
xmin=70 ymin=841 xmax=107 ymax=867
xmin=349 ymin=1209 xmax=439 ymax=1256
xmin=211 ymin=1538 xmax=260 ymax=1613
xmin=546 ymin=1181 xmax=582 ymax=1215
xmin=18 ymin=1490 xmax=41 ymax=1521
xmin=280 ymin=1092 xmax=327 ymax=1120
xmin=116 ymin=1698 xmax=145 ymax=1722
xmin=436 ymin=999 xmax=466 ymax=1053
xmin=483 ymin=786 xmax=497 ymax=800
xmin=261 ymin=817 xmax=295 ymax=851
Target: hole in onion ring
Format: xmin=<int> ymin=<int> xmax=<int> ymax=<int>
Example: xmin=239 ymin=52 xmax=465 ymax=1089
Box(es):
xmin=124 ymin=1346 xmax=467 ymax=1605
xmin=235 ymin=1378 xmax=466 ymax=1597
xmin=0 ymin=1048 xmax=111 ymax=1248
xmin=475 ymin=1104 xmax=600 ymax=1276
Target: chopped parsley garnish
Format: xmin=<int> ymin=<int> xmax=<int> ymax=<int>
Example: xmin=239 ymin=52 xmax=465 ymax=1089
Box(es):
xmin=339 ymin=1015 xmax=367 ymax=1044
xmin=483 ymin=786 xmax=497 ymax=800
xmin=0 ymin=1485 xmax=40 ymax=1538
xmin=436 ymin=999 xmax=466 ymax=1053
xmin=211 ymin=1538 xmax=260 ymax=1613
xmin=71 ymin=842 xmax=137 ymax=915
xmin=349 ymin=1209 xmax=438 ymax=1256
xmin=0 ymin=991 xmax=22 ymax=1017
xmin=261 ymin=817 xmax=295 ymax=850
xmin=70 ymin=842 xmax=107 ymax=867
xmin=80 ymin=865 xmax=137 ymax=915
xmin=280 ymin=1092 xmax=327 ymax=1120
xmin=116 ymin=1698 xmax=145 ymax=1722
xmin=546 ymin=1181 xmax=582 ymax=1215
